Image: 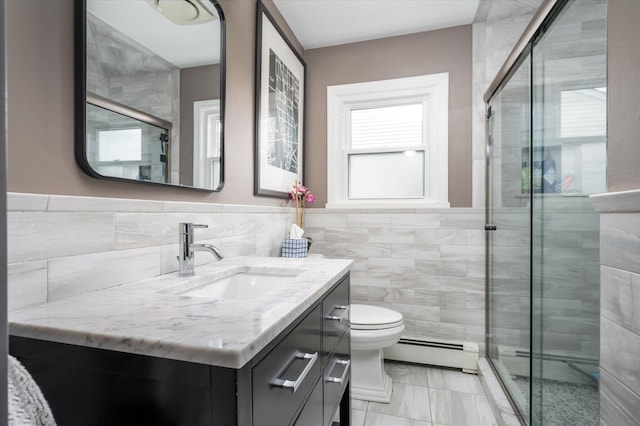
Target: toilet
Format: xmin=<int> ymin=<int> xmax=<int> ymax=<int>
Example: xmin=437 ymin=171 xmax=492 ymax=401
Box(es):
xmin=350 ymin=304 xmax=404 ymax=403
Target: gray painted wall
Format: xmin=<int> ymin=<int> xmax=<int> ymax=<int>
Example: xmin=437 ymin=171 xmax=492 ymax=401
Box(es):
xmin=5 ymin=0 xmax=297 ymax=206
xmin=607 ymin=0 xmax=640 ymax=192
xmin=304 ymin=26 xmax=473 ymax=208
xmin=6 ymin=0 xmax=473 ymax=208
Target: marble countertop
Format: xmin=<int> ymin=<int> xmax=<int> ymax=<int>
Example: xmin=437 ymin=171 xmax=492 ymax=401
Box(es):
xmin=9 ymin=256 xmax=352 ymax=369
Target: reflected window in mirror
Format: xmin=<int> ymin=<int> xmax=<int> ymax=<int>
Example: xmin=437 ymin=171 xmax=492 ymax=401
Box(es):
xmin=75 ymin=0 xmax=225 ymax=191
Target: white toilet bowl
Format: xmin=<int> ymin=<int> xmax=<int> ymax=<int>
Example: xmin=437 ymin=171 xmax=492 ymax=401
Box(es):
xmin=350 ymin=304 xmax=404 ymax=403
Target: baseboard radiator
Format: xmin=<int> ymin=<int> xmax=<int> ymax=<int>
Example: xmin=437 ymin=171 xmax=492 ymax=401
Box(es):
xmin=383 ymin=337 xmax=479 ymax=373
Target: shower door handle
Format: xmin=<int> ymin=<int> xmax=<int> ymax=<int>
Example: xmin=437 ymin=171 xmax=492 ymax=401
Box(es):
xmin=485 ymin=224 xmax=497 ymax=231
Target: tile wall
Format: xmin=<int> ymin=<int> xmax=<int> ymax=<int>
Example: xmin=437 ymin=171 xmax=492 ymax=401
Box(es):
xmin=7 ymin=192 xmax=493 ymax=355
xmin=304 ymin=208 xmax=487 ymax=350
xmin=86 ymin=14 xmax=181 ymax=183
xmin=591 ymin=190 xmax=640 ymax=426
xmin=471 ymin=2 xmax=542 ymax=208
xmin=7 ymin=193 xmax=293 ymax=312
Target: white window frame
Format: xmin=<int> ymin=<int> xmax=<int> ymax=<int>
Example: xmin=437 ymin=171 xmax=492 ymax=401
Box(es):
xmin=327 ymin=73 xmax=449 ymax=208
xmin=193 ymin=99 xmax=221 ymax=189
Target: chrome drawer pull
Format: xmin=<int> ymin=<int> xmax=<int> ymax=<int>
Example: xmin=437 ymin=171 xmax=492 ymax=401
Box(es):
xmin=271 ymin=351 xmax=319 ymax=394
xmin=325 ymin=359 xmax=350 ymax=385
xmin=325 ymin=305 xmax=349 ymax=322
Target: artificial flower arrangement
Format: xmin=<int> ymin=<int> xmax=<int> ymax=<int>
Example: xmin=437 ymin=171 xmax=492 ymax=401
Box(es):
xmin=289 ymin=180 xmax=316 ymax=229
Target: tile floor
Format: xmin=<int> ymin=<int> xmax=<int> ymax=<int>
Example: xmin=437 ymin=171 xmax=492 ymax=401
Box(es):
xmin=350 ymin=362 xmax=498 ymax=426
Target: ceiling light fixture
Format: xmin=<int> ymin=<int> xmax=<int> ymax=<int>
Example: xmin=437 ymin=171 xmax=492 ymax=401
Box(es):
xmin=146 ymin=0 xmax=216 ymax=25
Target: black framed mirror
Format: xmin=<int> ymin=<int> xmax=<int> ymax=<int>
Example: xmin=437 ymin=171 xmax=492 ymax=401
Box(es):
xmin=75 ymin=0 xmax=225 ymax=191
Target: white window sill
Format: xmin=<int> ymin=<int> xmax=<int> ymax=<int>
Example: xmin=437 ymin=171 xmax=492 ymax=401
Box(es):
xmin=325 ymin=201 xmax=450 ymax=210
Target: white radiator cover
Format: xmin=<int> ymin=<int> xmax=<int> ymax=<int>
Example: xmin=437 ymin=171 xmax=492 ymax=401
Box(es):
xmin=383 ymin=337 xmax=479 ymax=373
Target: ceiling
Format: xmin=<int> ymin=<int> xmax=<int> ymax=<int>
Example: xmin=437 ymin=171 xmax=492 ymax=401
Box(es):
xmin=87 ymin=0 xmax=221 ymax=68
xmin=87 ymin=0 xmax=531 ymax=67
xmin=272 ymin=0 xmax=481 ymax=50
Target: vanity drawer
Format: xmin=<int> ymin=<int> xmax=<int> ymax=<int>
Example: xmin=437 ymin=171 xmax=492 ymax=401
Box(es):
xmin=252 ymin=305 xmax=322 ymax=426
xmin=293 ymin=377 xmax=323 ymax=426
xmin=323 ymin=332 xmax=350 ymax=425
xmin=322 ymin=277 xmax=350 ymax=360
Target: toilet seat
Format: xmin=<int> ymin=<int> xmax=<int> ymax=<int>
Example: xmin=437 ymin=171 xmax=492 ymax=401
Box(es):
xmin=350 ymin=304 xmax=404 ymax=330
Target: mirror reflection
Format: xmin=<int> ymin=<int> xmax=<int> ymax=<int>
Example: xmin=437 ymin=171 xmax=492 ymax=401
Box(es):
xmin=78 ymin=0 xmax=224 ymax=190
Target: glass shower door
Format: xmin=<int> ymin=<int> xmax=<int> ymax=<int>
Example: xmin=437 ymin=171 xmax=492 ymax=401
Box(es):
xmin=530 ymin=0 xmax=606 ymax=424
xmin=486 ymin=51 xmax=532 ymax=422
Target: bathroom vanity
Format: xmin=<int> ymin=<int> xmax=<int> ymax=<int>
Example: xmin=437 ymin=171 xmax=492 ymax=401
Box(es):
xmin=9 ymin=257 xmax=352 ymax=426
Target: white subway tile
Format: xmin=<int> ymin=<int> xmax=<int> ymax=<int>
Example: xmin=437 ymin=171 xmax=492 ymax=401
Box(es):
xmin=48 ymin=195 xmax=163 ymax=212
xmin=369 ymin=228 xmax=415 ymax=244
xmin=346 ymin=213 xmax=392 ymax=228
xmin=7 ymin=193 xmax=48 ymax=212
xmin=8 ymin=212 xmax=115 ymax=263
xmin=48 ymin=247 xmax=162 ymax=301
xmin=161 ymin=201 xmax=224 ymax=213
xmin=304 ymin=213 xmax=347 ymax=228
xmin=8 ymin=261 xmax=47 ymax=311
xmin=391 ymin=213 xmax=440 ymax=228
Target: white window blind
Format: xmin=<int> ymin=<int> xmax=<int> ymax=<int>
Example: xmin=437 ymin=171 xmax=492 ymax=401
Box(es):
xmin=561 ymin=88 xmax=606 ymax=138
xmin=350 ymin=103 xmax=423 ymax=149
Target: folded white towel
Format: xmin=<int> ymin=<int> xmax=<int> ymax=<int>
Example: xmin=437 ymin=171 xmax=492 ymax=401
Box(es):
xmin=8 ymin=355 xmax=56 ymax=426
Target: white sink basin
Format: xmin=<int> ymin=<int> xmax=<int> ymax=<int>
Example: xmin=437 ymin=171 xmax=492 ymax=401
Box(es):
xmin=160 ymin=266 xmax=306 ymax=300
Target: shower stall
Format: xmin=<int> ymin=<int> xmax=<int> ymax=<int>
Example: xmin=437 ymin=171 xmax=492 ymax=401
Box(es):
xmin=485 ymin=0 xmax=606 ymax=424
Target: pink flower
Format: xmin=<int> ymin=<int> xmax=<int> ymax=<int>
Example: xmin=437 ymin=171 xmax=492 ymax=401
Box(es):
xmin=290 ymin=180 xmax=315 ymax=228
xmin=293 ymin=184 xmax=308 ymax=195
xmin=305 ymin=193 xmax=316 ymax=204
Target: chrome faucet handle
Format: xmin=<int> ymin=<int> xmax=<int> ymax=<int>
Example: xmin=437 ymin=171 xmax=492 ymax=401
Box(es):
xmin=179 ymin=223 xmax=208 ymax=234
xmin=177 ymin=222 xmax=221 ymax=277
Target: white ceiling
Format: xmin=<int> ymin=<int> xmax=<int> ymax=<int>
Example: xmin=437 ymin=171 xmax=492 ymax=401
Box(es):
xmin=272 ymin=0 xmax=481 ymax=50
xmin=89 ymin=0 xmax=482 ymax=66
xmin=88 ymin=0 xmax=221 ymax=68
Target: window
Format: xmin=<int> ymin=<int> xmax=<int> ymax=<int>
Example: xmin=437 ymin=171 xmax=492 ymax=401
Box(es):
xmin=557 ymin=87 xmax=606 ymax=195
xmin=327 ymin=73 xmax=449 ymax=208
xmin=193 ymin=99 xmax=221 ymax=190
xmin=97 ymin=128 xmax=142 ymax=162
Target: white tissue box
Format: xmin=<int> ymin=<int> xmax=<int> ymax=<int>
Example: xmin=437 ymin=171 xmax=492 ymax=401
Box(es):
xmin=281 ymin=238 xmax=308 ymax=258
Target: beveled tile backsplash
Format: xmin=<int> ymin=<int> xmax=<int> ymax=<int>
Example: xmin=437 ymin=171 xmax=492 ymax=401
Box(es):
xmin=7 ymin=193 xmax=294 ymax=310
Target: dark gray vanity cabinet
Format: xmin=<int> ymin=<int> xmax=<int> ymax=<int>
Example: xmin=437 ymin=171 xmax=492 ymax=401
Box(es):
xmin=9 ymin=273 xmax=351 ymax=426
xmin=251 ymin=273 xmax=351 ymax=426
xmin=321 ymin=279 xmax=351 ymax=425
xmin=252 ymin=304 xmax=322 ymax=426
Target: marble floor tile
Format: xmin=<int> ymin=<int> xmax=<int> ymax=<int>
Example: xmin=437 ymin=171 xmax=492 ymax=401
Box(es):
xmin=352 ymin=409 xmax=366 ymax=426
xmin=385 ymin=362 xmax=430 ymax=387
xmin=367 ymin=383 xmax=432 ymax=421
xmin=364 ymin=412 xmax=431 ymax=426
xmin=353 ymin=364 xmax=498 ymax=426
xmin=429 ymin=388 xmax=497 ymax=426
xmin=426 ymin=367 xmax=485 ymax=395
xmin=352 ymin=398 xmax=369 ymax=410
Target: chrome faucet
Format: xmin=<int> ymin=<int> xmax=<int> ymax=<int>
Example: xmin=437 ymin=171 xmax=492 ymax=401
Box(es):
xmin=178 ymin=223 xmax=223 ymax=277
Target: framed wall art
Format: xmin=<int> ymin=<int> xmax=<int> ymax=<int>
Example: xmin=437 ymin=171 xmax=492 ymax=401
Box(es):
xmin=254 ymin=1 xmax=306 ymax=198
